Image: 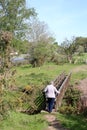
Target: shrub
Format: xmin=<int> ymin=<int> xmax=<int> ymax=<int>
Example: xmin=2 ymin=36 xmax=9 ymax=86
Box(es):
xmin=22 ymin=85 xmax=33 ymax=94
xmin=59 ymin=105 xmax=77 ymax=114
xmin=59 ymin=85 xmax=81 ymax=114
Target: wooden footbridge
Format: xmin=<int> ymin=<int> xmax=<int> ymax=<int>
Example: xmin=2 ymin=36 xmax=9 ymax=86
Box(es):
xmin=54 ymin=72 xmax=71 ymax=111
xmin=23 ymin=72 xmax=71 ymax=114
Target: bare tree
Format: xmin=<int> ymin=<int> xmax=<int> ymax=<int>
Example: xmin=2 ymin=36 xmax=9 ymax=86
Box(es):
xmin=27 ymin=18 xmax=54 ymax=43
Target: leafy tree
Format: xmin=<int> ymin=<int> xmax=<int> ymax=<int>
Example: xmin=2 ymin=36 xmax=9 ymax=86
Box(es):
xmin=0 ymin=0 xmax=37 ymax=54
xmin=49 ymin=43 xmax=67 ymax=64
xmin=12 ymin=38 xmax=29 ymax=53
xmin=75 ymin=37 xmax=87 ymax=53
xmin=0 ymin=0 xmax=36 ymax=38
xmin=29 ymin=41 xmax=52 ymax=67
xmin=28 ymin=18 xmax=56 ymax=66
xmin=61 ymin=37 xmax=78 ymax=63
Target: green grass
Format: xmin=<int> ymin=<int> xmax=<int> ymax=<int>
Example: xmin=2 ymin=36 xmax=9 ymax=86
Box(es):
xmin=13 ymin=63 xmax=87 ymax=88
xmin=1 ymin=111 xmax=87 ymax=130
xmin=0 ymin=111 xmax=47 ymax=130
xmin=57 ymin=113 xmax=87 ymax=130
xmin=71 ymin=71 xmax=87 ymax=84
xmin=1 ymin=63 xmax=87 ymax=130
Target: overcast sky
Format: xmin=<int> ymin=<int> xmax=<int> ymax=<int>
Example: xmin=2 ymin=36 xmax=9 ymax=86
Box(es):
xmin=26 ymin=0 xmax=87 ymax=44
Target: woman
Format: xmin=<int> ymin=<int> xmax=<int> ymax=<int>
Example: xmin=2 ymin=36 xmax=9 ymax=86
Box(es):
xmin=44 ymin=81 xmax=60 ymax=113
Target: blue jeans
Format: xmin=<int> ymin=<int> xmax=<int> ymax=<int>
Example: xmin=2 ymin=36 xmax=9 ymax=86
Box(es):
xmin=47 ymin=98 xmax=55 ymax=113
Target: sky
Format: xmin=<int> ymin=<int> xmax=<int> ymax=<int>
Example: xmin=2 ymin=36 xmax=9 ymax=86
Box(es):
xmin=26 ymin=0 xmax=87 ymax=44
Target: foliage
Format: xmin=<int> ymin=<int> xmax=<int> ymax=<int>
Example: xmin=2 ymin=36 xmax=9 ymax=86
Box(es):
xmin=0 ymin=0 xmax=36 ymax=39
xmin=27 ymin=18 xmax=56 ymax=66
xmin=61 ymin=37 xmax=78 ymax=63
xmin=76 ymin=45 xmax=84 ymax=54
xmin=29 ymin=45 xmax=47 ymax=66
xmin=64 ymin=85 xmax=81 ymax=106
xmin=51 ymin=53 xmax=67 ymax=64
xmin=29 ymin=42 xmax=52 ymax=67
xmin=75 ymin=37 xmax=87 ymax=52
xmin=58 ymin=105 xmax=77 ymax=114
xmin=22 ymin=85 xmax=33 ymax=94
xmin=11 ymin=38 xmax=29 ymax=53
xmin=0 ymin=87 xmax=9 ymax=120
xmin=0 ymin=0 xmax=36 ymax=54
xmin=61 ymin=36 xmax=87 ymax=64
xmin=0 ymin=31 xmax=13 ymax=86
xmin=0 ymin=31 xmax=17 ymax=120
xmin=59 ymin=85 xmax=81 ymax=114
xmin=0 ymin=31 xmax=13 ymax=54
xmin=72 ymin=53 xmax=87 ymax=64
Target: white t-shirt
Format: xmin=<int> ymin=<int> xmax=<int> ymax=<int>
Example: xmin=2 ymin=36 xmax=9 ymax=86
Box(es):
xmin=44 ymin=84 xmax=60 ymax=98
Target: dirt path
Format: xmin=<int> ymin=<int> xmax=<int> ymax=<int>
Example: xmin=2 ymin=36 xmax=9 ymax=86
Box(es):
xmin=75 ymin=78 xmax=87 ymax=95
xmin=75 ymin=78 xmax=87 ymax=107
xmin=71 ymin=65 xmax=87 ymax=73
xmin=43 ymin=113 xmax=67 ymax=130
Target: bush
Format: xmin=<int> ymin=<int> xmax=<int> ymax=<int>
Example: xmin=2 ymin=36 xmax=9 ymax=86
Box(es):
xmin=0 ymin=99 xmax=11 ymax=120
xmin=22 ymin=85 xmax=33 ymax=94
xmin=59 ymin=105 xmax=77 ymax=114
xmin=59 ymin=85 xmax=81 ymax=114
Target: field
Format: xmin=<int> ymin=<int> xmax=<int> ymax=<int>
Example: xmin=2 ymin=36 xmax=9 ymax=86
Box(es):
xmin=12 ymin=63 xmax=87 ymax=88
xmin=0 ymin=63 xmax=87 ymax=130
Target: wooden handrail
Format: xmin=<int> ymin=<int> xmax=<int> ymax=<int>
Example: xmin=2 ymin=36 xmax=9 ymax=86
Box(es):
xmin=55 ymin=72 xmax=71 ymax=111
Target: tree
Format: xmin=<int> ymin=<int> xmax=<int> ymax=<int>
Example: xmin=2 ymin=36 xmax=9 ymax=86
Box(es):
xmin=11 ymin=38 xmax=29 ymax=53
xmin=27 ymin=18 xmax=56 ymax=66
xmin=61 ymin=37 xmax=78 ymax=63
xmin=0 ymin=0 xmax=36 ymax=38
xmin=27 ymin=18 xmax=54 ymax=43
xmin=29 ymin=42 xmax=50 ymax=67
xmin=75 ymin=37 xmax=87 ymax=53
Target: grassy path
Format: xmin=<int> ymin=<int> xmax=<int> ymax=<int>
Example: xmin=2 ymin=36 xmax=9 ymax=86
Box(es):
xmin=43 ymin=112 xmax=67 ymax=130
